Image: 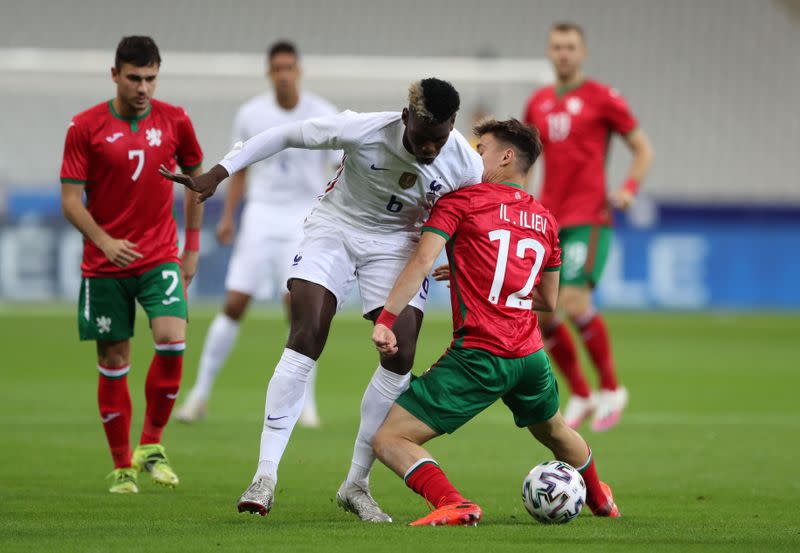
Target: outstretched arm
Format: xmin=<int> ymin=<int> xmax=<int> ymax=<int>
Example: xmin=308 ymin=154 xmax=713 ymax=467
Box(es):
xmin=159 ymin=119 xmax=306 ymax=202
xmin=372 ymin=232 xmax=447 ymax=355
xmin=160 ymin=111 xmax=363 ymax=202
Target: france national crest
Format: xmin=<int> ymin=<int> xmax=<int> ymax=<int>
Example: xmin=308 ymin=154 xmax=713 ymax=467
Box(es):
xmin=398 ymin=172 xmax=417 ymax=189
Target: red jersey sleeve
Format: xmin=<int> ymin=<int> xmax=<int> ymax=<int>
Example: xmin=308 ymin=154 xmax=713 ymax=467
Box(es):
xmin=543 ymin=213 xmax=562 ymax=271
xmin=604 ymin=88 xmax=638 ymax=136
xmin=60 ymin=119 xmax=89 ymax=184
xmin=421 ymin=192 xmax=471 ymax=241
xmin=175 ymin=108 xmax=203 ymax=171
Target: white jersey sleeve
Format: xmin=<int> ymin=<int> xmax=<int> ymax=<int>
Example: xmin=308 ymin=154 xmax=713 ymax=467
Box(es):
xmin=219 ymin=110 xmax=377 ymax=176
xmin=452 ymin=130 xmax=484 ymax=188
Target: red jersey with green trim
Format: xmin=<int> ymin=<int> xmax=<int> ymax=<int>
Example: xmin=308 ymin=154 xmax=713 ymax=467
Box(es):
xmin=60 ymin=99 xmax=203 ymax=277
xmin=422 ymin=182 xmax=561 ymax=358
xmin=523 ymin=79 xmax=637 ymax=227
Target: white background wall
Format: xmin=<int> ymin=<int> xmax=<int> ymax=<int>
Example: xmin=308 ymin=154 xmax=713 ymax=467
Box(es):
xmin=1 ymin=0 xmax=798 ymax=204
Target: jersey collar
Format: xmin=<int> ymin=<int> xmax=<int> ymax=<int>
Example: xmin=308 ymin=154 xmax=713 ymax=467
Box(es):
xmin=555 ymin=79 xmax=586 ymax=99
xmin=108 ymin=100 xmax=152 ymax=132
xmin=498 ymin=181 xmax=524 ymax=190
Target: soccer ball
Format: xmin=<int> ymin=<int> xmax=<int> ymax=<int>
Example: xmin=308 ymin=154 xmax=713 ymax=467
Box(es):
xmin=522 ymin=461 xmax=586 ymax=524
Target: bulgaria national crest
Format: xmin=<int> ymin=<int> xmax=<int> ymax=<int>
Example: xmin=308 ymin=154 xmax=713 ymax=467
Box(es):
xmin=398 ymin=172 xmax=417 ymax=189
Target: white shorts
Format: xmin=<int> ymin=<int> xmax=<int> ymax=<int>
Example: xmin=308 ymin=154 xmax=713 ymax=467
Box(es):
xmin=288 ymin=215 xmax=429 ymax=314
xmin=225 ymin=203 xmax=303 ymax=299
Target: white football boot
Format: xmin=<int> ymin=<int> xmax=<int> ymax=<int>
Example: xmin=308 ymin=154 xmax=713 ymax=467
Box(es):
xmin=174 ymin=393 xmax=207 ymax=423
xmin=562 ymin=393 xmax=596 ymax=429
xmin=237 ymin=476 xmax=276 ymax=516
xmin=336 ymin=480 xmax=393 ymax=522
xmin=591 ymin=387 xmax=628 ymax=432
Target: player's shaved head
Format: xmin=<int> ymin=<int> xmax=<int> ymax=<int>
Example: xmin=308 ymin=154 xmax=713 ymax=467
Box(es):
xmin=474 ymin=118 xmax=542 ymax=174
xmin=115 ymin=36 xmax=161 ymax=69
xmin=407 ymin=78 xmax=460 ymax=124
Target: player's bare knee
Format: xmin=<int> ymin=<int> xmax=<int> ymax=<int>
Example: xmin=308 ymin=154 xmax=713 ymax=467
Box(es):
xmin=152 ymin=327 xmax=184 ymax=345
xmin=372 ymin=426 xmax=394 ymax=461
xmin=286 ymin=325 xmax=324 ymax=360
xmin=97 ymin=341 xmax=130 ymax=368
xmin=223 ymin=291 xmax=251 ymax=321
xmin=380 ymin=348 xmax=415 ymax=374
xmin=561 ymin=287 xmax=592 ymax=320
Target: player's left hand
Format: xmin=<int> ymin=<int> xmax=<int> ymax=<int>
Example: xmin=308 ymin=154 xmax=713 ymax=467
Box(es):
xmin=609 ymin=188 xmax=635 ymax=211
xmin=372 ymin=323 xmax=398 ymax=356
xmin=181 ymin=249 xmax=199 ymax=288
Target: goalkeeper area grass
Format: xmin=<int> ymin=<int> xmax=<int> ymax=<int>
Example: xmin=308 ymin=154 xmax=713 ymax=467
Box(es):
xmin=1 ymin=306 xmax=798 ymax=552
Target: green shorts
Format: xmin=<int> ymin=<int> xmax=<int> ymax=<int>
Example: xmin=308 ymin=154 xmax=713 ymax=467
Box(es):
xmin=77 ymin=262 xmax=187 ymax=341
xmin=396 ymin=347 xmax=560 ymax=435
xmin=559 ymin=225 xmax=612 ymax=287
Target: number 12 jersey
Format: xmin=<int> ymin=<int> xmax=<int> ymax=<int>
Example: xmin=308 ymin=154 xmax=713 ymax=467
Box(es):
xmin=422 ymin=182 xmax=561 ymax=358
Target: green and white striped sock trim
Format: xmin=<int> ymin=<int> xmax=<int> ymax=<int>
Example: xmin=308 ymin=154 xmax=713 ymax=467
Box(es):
xmin=576 ymin=448 xmax=593 ymax=474
xmin=154 ymin=341 xmax=186 ymax=357
xmin=403 ymin=458 xmax=439 ymax=482
xmin=97 ymin=364 xmax=130 ymax=379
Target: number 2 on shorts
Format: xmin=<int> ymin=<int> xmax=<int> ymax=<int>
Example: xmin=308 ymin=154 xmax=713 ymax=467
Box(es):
xmin=488 ymin=229 xmax=545 ymax=310
xmin=161 ymin=269 xmax=180 ymax=305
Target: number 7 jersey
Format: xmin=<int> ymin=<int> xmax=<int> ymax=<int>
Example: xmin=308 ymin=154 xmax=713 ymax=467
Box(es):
xmin=422 ymin=181 xmax=561 ymax=358
xmin=60 ymin=99 xmax=203 ymax=277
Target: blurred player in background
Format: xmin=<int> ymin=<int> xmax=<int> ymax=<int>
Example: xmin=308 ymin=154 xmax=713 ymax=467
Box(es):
xmin=60 ymin=36 xmax=204 ymax=493
xmin=371 ymin=119 xmax=619 ymax=525
xmin=161 ymin=78 xmax=483 ymax=522
xmin=176 ymin=41 xmax=338 ymax=426
xmin=524 ymin=22 xmax=654 ymax=431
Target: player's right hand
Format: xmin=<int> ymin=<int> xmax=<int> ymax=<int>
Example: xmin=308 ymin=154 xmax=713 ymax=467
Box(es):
xmin=216 ymin=217 xmax=236 ymax=245
xmin=372 ymin=324 xmax=398 ymax=356
xmin=159 ymin=164 xmax=228 ymax=203
xmin=100 ymin=238 xmax=143 ymax=268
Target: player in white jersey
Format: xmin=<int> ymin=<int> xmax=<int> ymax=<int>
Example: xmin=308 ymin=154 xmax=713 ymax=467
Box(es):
xmin=175 ymin=41 xmax=338 ymax=427
xmin=160 ymin=78 xmax=483 ymax=522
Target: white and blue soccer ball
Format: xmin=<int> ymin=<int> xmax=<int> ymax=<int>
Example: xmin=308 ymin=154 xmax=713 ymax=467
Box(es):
xmin=522 ymin=461 xmax=586 ymax=524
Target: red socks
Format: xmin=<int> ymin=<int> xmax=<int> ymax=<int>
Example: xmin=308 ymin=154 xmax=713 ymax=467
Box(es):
xmin=576 ymin=448 xmax=607 ymax=512
xmin=140 ymin=342 xmax=185 ymax=445
xmin=97 ymin=365 xmax=132 ymax=468
xmin=576 ymin=313 xmax=618 ymax=391
xmin=543 ymin=321 xmax=591 ymax=398
xmin=405 ymin=460 xmax=466 ymax=508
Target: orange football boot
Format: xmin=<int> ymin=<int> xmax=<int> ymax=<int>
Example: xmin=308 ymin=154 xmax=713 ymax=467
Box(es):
xmin=409 ymin=501 xmax=483 ymax=527
xmin=590 ymin=482 xmax=621 ymax=517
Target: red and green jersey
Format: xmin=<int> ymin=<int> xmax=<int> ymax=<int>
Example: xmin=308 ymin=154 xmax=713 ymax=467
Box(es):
xmin=523 ymin=79 xmax=637 ymax=227
xmin=60 ymin=99 xmax=203 ymax=277
xmin=422 ymin=182 xmax=561 ymax=358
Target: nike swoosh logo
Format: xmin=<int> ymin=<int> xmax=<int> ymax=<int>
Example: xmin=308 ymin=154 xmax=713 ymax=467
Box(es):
xmin=106 ymin=132 xmax=124 ymax=143
xmin=266 ymin=415 xmax=288 ymax=421
xmin=101 ymin=412 xmax=121 ymax=424
xmin=370 ymin=164 xmax=390 ymax=171
xmin=166 ymin=393 xmax=179 ymax=399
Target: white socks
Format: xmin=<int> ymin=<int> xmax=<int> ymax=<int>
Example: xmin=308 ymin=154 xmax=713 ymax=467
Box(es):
xmin=189 ymin=313 xmax=240 ymax=401
xmin=254 ymin=348 xmax=315 ymax=482
xmin=345 ymin=365 xmax=411 ymax=487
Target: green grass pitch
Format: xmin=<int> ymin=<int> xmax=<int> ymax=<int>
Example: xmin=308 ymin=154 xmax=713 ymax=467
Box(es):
xmin=1 ymin=306 xmax=798 ymax=552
